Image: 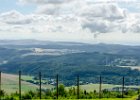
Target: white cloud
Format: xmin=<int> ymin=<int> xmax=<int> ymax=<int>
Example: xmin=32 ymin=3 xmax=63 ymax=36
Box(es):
xmin=0 ymin=10 xmax=33 ymax=25
xmin=19 ymin=0 xmax=140 ymax=4
xmin=82 ymin=4 xmax=127 ymax=19
xmin=79 ymin=4 xmax=127 ymax=33
xmin=0 ymin=0 xmax=140 ymax=44
xmin=18 ymin=0 xmax=73 ymax=5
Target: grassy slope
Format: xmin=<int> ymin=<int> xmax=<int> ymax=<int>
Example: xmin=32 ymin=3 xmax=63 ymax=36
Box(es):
xmin=1 ymin=73 xmax=139 ymax=99
xmin=1 ymin=73 xmax=54 ymax=94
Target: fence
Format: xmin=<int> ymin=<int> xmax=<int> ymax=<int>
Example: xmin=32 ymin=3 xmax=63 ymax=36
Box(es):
xmin=0 ymin=71 xmax=136 ymax=100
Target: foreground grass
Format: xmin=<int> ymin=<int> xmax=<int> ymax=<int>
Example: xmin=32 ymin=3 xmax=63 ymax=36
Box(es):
xmin=28 ymin=95 xmax=138 ymax=100
xmin=7 ymin=97 xmax=137 ymax=100
xmin=68 ymin=95 xmax=137 ymax=100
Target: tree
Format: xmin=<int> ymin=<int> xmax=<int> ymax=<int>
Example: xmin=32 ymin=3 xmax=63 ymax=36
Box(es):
xmin=58 ymin=84 xmax=66 ymax=96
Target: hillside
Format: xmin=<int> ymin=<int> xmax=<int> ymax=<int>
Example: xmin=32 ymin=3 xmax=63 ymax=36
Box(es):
xmin=1 ymin=52 xmax=140 ymax=86
xmin=1 ymin=40 xmax=140 ymax=86
xmin=1 ymin=73 xmax=37 ymax=93
xmin=1 ymin=73 xmax=54 ymax=94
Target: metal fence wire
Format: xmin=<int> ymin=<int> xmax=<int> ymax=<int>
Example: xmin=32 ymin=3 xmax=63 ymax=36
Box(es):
xmin=0 ymin=71 xmax=139 ymax=99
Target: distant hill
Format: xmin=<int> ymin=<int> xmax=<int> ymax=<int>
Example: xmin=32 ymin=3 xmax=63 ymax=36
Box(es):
xmin=1 ymin=40 xmax=140 ymax=56
xmin=1 ymin=52 xmax=140 ymax=86
xmin=1 ymin=40 xmax=140 ymax=86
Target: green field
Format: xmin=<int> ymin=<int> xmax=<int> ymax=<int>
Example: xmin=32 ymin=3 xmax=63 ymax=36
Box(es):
xmin=1 ymin=73 xmax=140 ymax=93
xmin=66 ymin=84 xmax=140 ymax=92
xmin=0 ymin=73 xmax=139 ymax=99
xmin=1 ymin=73 xmax=54 ymax=94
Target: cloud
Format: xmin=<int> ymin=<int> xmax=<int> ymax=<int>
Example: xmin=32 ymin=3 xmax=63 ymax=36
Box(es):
xmin=79 ymin=4 xmax=129 ymax=34
xmin=1 ymin=1 xmax=140 ymax=35
xmin=82 ymin=20 xmax=110 ymax=33
xmin=18 ymin=0 xmax=73 ymax=5
xmin=82 ymin=4 xmax=127 ymax=19
xmin=0 ymin=9 xmax=81 ymax=34
xmin=0 ymin=10 xmax=33 ymax=25
xmin=130 ymin=22 xmax=140 ymax=33
xmin=35 ymin=5 xmax=61 ymax=15
xmin=0 ymin=0 xmax=140 ymax=44
xmin=29 ymin=1 xmax=135 ymax=35
xmin=1 ymin=2 xmax=140 ymax=34
xmin=19 ymin=0 xmax=140 ymax=5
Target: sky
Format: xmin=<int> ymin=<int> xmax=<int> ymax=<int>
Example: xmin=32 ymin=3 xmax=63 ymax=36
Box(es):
xmin=0 ymin=0 xmax=140 ymax=45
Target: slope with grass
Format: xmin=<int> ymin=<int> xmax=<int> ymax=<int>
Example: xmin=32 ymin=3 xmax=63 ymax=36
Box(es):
xmin=1 ymin=73 xmax=54 ymax=94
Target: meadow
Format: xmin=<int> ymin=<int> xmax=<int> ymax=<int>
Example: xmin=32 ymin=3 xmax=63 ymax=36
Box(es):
xmin=1 ymin=73 xmax=54 ymax=94
xmin=0 ymin=73 xmax=139 ymax=100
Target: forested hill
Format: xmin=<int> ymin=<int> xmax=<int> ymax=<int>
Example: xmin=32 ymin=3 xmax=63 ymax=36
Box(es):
xmin=1 ymin=40 xmax=140 ymax=85
xmin=1 ymin=52 xmax=140 ymax=86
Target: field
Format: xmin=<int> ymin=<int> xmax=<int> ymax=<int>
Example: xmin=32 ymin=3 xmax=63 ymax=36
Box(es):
xmin=1 ymin=73 xmax=140 ymax=93
xmin=1 ymin=73 xmax=54 ymax=94
xmin=0 ymin=73 xmax=139 ymax=99
xmin=67 ymin=84 xmax=140 ymax=92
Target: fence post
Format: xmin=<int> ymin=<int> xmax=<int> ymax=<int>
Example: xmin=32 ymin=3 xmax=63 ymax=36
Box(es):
xmin=39 ymin=72 xmax=42 ymax=99
xmin=99 ymin=75 xmax=102 ymax=99
xmin=77 ymin=75 xmax=80 ymax=99
xmin=0 ymin=71 xmax=1 ymax=100
xmin=122 ymin=76 xmax=124 ymax=98
xmin=19 ymin=71 xmax=21 ymax=100
xmin=56 ymin=74 xmax=59 ymax=99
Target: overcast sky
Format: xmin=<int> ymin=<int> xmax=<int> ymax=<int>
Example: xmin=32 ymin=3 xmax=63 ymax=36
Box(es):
xmin=0 ymin=0 xmax=140 ymax=45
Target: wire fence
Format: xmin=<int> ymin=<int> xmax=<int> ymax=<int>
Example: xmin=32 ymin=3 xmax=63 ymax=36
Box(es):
xmin=0 ymin=71 xmax=139 ymax=100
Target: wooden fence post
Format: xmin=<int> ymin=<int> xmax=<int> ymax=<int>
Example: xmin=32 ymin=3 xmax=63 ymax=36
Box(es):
xmin=99 ymin=75 xmax=102 ymax=99
xmin=0 ymin=71 xmax=1 ymax=100
xmin=56 ymin=74 xmax=59 ymax=99
xmin=19 ymin=71 xmax=21 ymax=100
xmin=39 ymin=72 xmax=42 ymax=99
xmin=77 ymin=75 xmax=80 ymax=99
xmin=122 ymin=76 xmax=125 ymax=98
